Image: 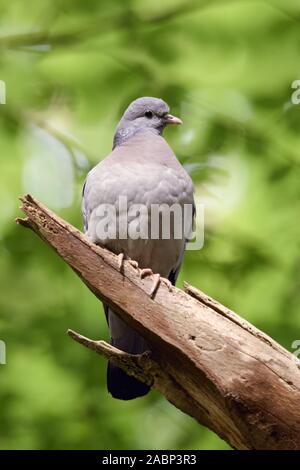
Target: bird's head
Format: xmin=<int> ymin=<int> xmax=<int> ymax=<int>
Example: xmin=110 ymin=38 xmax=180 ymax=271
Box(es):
xmin=113 ymin=97 xmax=182 ymax=148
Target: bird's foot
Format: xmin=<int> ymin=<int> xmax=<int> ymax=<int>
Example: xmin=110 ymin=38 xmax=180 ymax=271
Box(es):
xmin=149 ymin=273 xmax=161 ymax=297
xmin=117 ymin=253 xmax=139 ymax=272
xmin=140 ymin=268 xmax=154 ymax=279
xmin=117 ymin=253 xmax=125 ymax=272
xmin=140 ymin=269 xmax=162 ymax=298
xmin=128 ymin=260 xmax=139 ymax=269
xmin=160 ymin=277 xmax=173 ymax=292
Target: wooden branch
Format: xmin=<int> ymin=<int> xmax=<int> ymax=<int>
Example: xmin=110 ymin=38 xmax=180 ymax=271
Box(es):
xmin=16 ymin=194 xmax=300 ymax=450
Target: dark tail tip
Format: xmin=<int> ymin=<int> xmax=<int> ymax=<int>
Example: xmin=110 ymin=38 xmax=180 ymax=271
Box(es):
xmin=107 ymin=363 xmax=150 ymax=400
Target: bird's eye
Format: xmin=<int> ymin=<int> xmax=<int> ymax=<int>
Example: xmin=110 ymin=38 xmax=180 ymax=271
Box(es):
xmin=144 ymin=110 xmax=153 ymax=119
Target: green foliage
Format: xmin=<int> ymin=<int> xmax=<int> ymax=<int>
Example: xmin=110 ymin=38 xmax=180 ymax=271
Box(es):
xmin=0 ymin=0 xmax=300 ymax=450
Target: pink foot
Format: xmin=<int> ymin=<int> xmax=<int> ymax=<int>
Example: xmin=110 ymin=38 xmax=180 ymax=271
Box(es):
xmin=140 ymin=269 xmax=161 ymax=298
xmin=161 ymin=277 xmax=173 ymax=292
xmin=117 ymin=253 xmax=125 ymax=271
xmin=140 ymin=268 xmax=153 ymax=279
xmin=129 ymin=260 xmax=139 ymax=269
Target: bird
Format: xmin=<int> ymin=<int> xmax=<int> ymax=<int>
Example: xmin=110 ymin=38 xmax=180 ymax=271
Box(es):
xmin=82 ymin=97 xmax=194 ymax=400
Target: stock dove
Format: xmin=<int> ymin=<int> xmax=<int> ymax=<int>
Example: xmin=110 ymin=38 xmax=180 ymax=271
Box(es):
xmin=82 ymin=97 xmax=194 ymax=400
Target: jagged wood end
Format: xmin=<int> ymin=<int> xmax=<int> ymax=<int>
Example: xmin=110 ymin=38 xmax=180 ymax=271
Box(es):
xmin=15 ymin=217 xmax=32 ymax=228
xmin=67 ymin=329 xmax=154 ymax=387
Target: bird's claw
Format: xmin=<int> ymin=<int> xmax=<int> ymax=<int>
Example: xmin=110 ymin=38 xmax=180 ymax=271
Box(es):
xmin=161 ymin=277 xmax=173 ymax=291
xmin=140 ymin=268 xmax=158 ymax=297
xmin=140 ymin=269 xmax=172 ymax=297
xmin=140 ymin=268 xmax=154 ymax=279
xmin=118 ymin=254 xmax=139 ymax=272
xmin=117 ymin=253 xmax=125 ymax=271
xmin=129 ymin=260 xmax=139 ymax=269
xmin=149 ymin=273 xmax=161 ymax=297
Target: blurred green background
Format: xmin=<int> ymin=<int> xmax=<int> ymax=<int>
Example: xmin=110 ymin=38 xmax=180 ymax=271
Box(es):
xmin=1 ymin=0 xmax=300 ymax=450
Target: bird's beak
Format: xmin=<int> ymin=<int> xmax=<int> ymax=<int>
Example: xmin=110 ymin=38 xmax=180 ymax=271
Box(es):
xmin=165 ymin=114 xmax=183 ymax=125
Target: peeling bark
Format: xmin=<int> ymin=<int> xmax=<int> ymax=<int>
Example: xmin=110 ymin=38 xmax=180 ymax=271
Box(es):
xmin=16 ymin=194 xmax=300 ymax=450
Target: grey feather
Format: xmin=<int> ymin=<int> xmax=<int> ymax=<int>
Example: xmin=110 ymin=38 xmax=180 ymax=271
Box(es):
xmin=82 ymin=97 xmax=194 ymax=400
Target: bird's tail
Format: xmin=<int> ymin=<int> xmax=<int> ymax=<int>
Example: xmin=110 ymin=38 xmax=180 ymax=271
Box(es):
xmin=106 ymin=308 xmax=150 ymax=400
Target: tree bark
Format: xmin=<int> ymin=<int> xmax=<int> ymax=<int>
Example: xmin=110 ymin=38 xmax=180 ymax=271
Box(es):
xmin=16 ymin=194 xmax=300 ymax=450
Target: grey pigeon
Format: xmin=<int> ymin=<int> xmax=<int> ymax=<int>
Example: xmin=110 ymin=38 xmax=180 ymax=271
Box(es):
xmin=82 ymin=97 xmax=194 ymax=400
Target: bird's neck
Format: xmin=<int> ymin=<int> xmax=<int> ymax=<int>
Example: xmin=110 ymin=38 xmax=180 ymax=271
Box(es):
xmin=113 ymin=123 xmax=163 ymax=149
